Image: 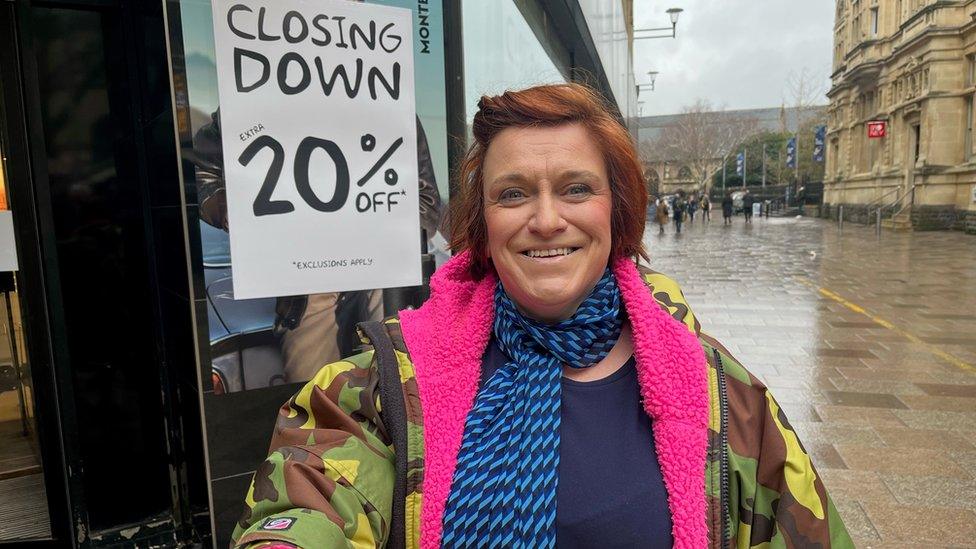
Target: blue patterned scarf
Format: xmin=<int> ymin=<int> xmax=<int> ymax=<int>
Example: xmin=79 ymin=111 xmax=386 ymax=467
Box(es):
xmin=440 ymin=268 xmax=623 ymax=548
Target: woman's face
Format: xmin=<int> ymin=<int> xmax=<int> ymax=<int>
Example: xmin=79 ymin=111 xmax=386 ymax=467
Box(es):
xmin=482 ymin=123 xmax=613 ymax=323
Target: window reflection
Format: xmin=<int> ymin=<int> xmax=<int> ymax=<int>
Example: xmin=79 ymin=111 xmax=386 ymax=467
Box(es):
xmin=462 ymin=0 xmax=568 ymax=124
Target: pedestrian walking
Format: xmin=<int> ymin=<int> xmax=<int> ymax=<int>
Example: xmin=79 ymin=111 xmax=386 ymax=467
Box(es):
xmin=701 ymin=194 xmax=711 ymax=222
xmin=673 ymin=193 xmax=686 ymax=234
xmin=743 ymin=190 xmax=755 ymax=224
xmin=688 ymin=196 xmax=698 ymax=223
xmin=721 ymin=191 xmax=733 ymax=225
xmin=654 ymin=197 xmax=669 ymax=234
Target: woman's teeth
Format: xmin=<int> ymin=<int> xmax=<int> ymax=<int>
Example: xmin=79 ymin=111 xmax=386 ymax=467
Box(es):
xmin=524 ymin=247 xmax=577 ymax=258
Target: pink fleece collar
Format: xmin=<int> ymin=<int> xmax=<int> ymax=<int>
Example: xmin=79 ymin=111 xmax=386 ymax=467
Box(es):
xmin=398 ymin=252 xmax=709 ymax=548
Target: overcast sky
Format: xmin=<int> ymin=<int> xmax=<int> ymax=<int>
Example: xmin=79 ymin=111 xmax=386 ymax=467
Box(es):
xmin=634 ymin=1 xmax=835 ymax=116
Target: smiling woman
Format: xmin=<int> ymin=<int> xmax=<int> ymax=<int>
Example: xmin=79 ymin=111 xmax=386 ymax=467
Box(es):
xmin=232 ymin=84 xmax=853 ymax=549
xmin=481 ymin=123 xmax=614 ymax=323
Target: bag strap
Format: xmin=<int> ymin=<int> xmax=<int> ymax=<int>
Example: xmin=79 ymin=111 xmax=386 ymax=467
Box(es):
xmin=358 ymin=320 xmax=407 ymax=549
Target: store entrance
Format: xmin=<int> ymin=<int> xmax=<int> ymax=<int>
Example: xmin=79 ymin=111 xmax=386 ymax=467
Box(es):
xmin=0 ymin=0 xmax=209 ymax=545
xmin=0 ymin=145 xmax=51 ymax=542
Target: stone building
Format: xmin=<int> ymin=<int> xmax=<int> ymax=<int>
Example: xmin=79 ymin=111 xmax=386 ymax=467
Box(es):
xmin=826 ymin=0 xmax=976 ymax=232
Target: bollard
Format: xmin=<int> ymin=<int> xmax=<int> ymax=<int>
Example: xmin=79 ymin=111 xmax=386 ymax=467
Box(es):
xmin=839 ymin=205 xmax=844 ymax=232
xmin=876 ymin=209 xmax=882 ymax=238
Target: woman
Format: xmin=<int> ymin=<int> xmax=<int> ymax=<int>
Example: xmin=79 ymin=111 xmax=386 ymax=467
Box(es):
xmin=654 ymin=195 xmax=670 ymax=234
xmin=722 ymin=191 xmax=734 ymax=225
xmin=701 ymin=194 xmax=711 ymax=222
xmin=232 ymin=84 xmax=851 ymax=548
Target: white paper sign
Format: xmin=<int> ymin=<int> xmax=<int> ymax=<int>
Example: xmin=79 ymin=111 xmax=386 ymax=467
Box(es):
xmin=212 ymin=0 xmax=419 ymax=299
xmin=0 ymin=211 xmax=17 ymax=272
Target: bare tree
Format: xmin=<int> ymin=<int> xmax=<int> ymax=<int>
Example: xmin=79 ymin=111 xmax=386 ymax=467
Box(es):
xmin=785 ymin=67 xmax=827 ymax=128
xmin=649 ymin=99 xmax=759 ymax=193
xmin=784 ymin=67 xmax=829 ymax=184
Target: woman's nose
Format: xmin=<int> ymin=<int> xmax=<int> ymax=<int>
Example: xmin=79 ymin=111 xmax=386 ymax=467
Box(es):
xmin=528 ymin=193 xmax=567 ymax=236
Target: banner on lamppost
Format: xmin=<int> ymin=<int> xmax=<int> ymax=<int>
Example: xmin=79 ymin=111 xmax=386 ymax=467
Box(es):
xmin=735 ymin=152 xmax=744 ymax=176
xmin=813 ymin=125 xmax=826 ymax=163
xmin=786 ymin=137 xmax=797 ymax=169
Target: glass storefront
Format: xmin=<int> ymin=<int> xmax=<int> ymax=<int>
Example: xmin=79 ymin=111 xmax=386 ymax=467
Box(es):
xmin=462 ymin=0 xmax=569 ymax=123
xmin=0 ymin=0 xmax=635 ymax=545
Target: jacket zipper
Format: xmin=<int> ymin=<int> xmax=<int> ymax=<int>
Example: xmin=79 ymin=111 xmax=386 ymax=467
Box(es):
xmin=713 ymin=349 xmax=731 ymax=549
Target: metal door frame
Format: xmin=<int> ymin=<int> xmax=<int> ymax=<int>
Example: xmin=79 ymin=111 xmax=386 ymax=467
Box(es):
xmin=0 ymin=2 xmax=75 ymax=546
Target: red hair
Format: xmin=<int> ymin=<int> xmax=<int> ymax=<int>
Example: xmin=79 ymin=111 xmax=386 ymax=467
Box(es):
xmin=448 ymin=83 xmax=648 ymax=278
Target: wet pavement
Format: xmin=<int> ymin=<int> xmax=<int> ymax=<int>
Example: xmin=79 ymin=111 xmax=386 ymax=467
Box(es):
xmin=642 ymin=213 xmax=976 ymax=548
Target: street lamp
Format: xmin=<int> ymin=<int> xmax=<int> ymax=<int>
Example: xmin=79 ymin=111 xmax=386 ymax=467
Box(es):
xmin=638 ymin=70 xmax=659 ymax=93
xmin=667 ymin=7 xmax=683 ymax=26
xmin=635 ymin=7 xmax=684 ymax=40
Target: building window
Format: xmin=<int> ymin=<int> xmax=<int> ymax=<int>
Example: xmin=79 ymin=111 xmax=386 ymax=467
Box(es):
xmin=968 ymin=56 xmax=976 ymax=88
xmin=861 ymin=123 xmax=870 ymax=172
xmin=831 ymin=139 xmax=841 ymax=177
xmin=870 ymin=7 xmax=879 ymax=36
xmin=913 ymin=124 xmax=921 ymax=165
xmin=967 ymin=95 xmax=974 ymax=160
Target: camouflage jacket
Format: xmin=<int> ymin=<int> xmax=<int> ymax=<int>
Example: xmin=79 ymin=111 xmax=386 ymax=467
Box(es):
xmin=232 ymin=260 xmax=852 ymax=548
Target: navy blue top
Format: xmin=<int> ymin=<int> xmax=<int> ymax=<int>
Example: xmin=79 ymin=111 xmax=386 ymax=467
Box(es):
xmin=480 ymin=338 xmax=674 ymax=548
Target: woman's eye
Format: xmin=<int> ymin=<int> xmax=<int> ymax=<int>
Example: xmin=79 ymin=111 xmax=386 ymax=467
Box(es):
xmin=567 ymin=184 xmax=592 ymax=196
xmin=499 ymin=188 xmax=525 ymax=201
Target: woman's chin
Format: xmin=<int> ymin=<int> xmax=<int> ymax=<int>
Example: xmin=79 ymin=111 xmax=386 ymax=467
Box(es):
xmin=514 ymin=290 xmax=582 ymax=322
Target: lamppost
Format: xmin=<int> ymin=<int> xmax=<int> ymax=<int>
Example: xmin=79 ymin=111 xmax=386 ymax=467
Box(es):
xmin=634 ymin=8 xmax=684 ymax=40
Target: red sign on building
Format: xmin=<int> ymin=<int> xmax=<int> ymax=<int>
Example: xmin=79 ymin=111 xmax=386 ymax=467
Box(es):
xmin=867 ymin=120 xmax=887 ymax=138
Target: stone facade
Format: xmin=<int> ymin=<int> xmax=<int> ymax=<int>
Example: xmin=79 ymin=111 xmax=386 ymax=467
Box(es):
xmin=643 ymin=159 xmax=722 ymax=196
xmin=826 ymin=0 xmax=976 ymax=232
xmin=820 ymin=202 xmax=877 ymax=224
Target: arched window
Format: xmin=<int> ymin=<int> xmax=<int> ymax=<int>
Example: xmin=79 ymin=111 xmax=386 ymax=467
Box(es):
xmin=645 ymin=168 xmax=660 ymax=183
xmin=678 ymin=166 xmax=693 ymax=179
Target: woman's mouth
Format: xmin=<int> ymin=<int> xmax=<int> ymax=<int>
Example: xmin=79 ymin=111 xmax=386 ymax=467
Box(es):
xmin=521 ymin=247 xmax=581 ymax=259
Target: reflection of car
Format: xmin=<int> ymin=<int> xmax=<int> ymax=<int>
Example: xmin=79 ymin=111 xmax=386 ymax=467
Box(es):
xmin=201 ymin=222 xmax=285 ymax=394
xmin=731 ymin=190 xmax=747 ymax=213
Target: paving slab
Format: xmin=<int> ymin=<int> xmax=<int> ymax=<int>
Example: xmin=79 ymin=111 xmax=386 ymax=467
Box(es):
xmin=642 ymin=215 xmax=976 ymax=546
